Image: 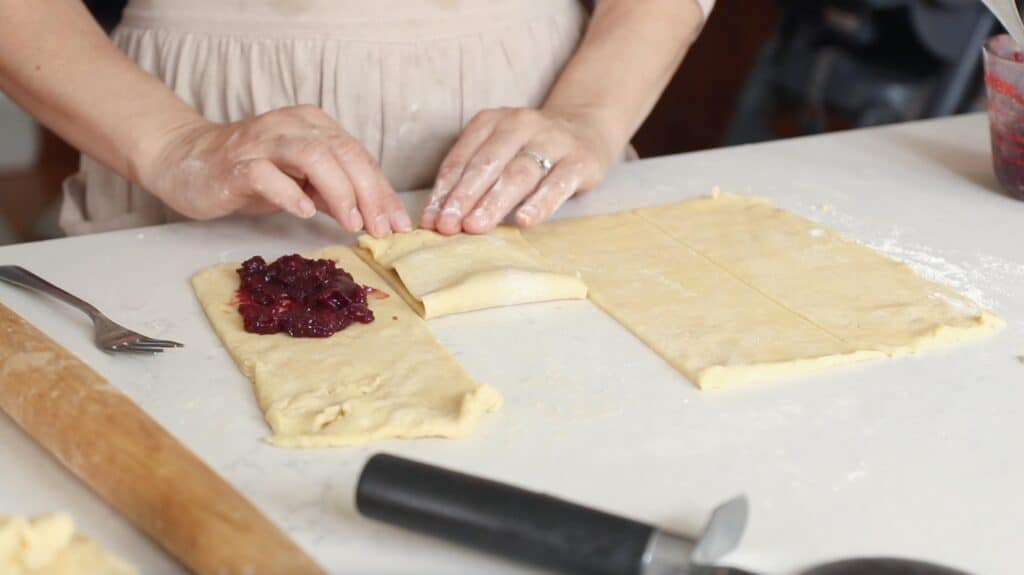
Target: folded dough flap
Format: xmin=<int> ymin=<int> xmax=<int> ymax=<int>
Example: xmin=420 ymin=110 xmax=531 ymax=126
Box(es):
xmin=358 ymin=227 xmax=587 ymax=319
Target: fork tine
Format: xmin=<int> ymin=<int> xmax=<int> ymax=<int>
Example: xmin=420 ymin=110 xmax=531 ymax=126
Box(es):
xmin=137 ymin=338 xmax=185 ymax=348
xmin=123 ymin=343 xmax=168 ymax=351
xmin=123 ymin=340 xmax=171 ymax=350
xmin=113 ymin=343 xmax=164 ymax=354
xmin=127 ymin=338 xmax=183 ymax=349
xmin=122 ymin=341 xmax=162 ymax=351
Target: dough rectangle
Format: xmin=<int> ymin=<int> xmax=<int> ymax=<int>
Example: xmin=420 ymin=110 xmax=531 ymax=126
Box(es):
xmin=524 ymin=194 xmax=1002 ymax=389
xmin=191 ymin=246 xmax=502 ymax=448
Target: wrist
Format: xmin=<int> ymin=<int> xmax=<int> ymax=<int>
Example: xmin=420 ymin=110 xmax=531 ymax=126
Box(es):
xmin=127 ymin=110 xmax=210 ymax=195
xmin=541 ymin=103 xmax=628 ymax=167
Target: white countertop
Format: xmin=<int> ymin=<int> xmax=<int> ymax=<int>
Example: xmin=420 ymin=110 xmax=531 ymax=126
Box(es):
xmin=2 ymin=114 xmax=1022 ymax=575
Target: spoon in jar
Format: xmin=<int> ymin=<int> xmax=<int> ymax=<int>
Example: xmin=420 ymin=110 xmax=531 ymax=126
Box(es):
xmin=981 ymin=0 xmax=1024 ymax=51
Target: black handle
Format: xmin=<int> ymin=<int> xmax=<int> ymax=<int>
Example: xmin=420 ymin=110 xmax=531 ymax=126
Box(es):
xmin=356 ymin=453 xmax=655 ymax=575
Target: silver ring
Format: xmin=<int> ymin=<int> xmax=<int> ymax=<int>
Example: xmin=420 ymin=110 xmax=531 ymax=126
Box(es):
xmin=517 ymin=149 xmax=554 ymax=177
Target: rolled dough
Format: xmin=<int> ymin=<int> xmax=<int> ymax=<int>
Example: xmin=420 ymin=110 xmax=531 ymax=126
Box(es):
xmin=192 ymin=247 xmax=502 ymax=447
xmin=524 ymin=193 xmax=1003 ymax=388
xmin=0 ymin=514 xmax=136 ymax=575
xmin=357 ymin=227 xmax=587 ymax=319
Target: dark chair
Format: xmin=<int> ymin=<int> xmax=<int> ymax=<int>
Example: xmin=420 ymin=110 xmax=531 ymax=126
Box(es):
xmin=726 ymin=0 xmax=998 ymax=145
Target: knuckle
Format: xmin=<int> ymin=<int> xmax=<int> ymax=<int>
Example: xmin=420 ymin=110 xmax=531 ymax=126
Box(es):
xmin=438 ymin=157 xmax=465 ymax=178
xmin=544 ymin=129 xmax=573 ymax=148
xmin=563 ymin=154 xmax=594 ymax=173
xmin=470 ymin=153 xmax=500 ymax=172
xmin=271 ymin=133 xmax=292 ymax=148
xmin=546 ymin=178 xmax=572 ymax=196
xmin=581 ymin=152 xmax=602 ymax=171
xmin=504 ymin=161 xmax=536 ymax=184
xmin=495 ymin=117 xmax=520 ymax=133
xmin=330 ymin=136 xmax=365 ymax=160
xmin=252 ymin=109 xmax=278 ymax=124
xmin=488 ymin=189 xmax=518 ymax=213
xmin=227 ymin=161 xmax=249 ymax=183
xmin=469 ymin=109 xmax=495 ymax=125
xmin=300 ymin=141 xmax=330 ymax=165
xmin=230 ymin=126 xmax=262 ymax=151
xmin=498 ymin=109 xmax=538 ymax=132
xmin=541 ymin=172 xmax=574 ymax=195
xmin=262 ymin=107 xmax=301 ymax=126
xmin=242 ymin=159 xmax=269 ymax=182
xmin=509 ymin=107 xmax=536 ymax=122
xmin=292 ymin=104 xmax=323 ymax=118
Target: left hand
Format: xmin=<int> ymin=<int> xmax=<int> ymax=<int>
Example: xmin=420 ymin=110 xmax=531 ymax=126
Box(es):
xmin=420 ymin=107 xmax=616 ymax=235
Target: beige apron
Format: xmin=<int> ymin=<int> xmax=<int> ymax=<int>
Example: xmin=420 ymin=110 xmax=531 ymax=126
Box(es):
xmin=60 ymin=0 xmax=588 ymax=235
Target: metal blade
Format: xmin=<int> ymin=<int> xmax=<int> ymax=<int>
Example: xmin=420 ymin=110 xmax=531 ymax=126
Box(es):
xmin=641 ymin=495 xmax=749 ymax=575
xmin=691 ymin=495 xmax=749 ymax=566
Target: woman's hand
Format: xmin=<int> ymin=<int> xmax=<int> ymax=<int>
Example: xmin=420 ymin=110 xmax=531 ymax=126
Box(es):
xmin=418 ymin=0 xmax=706 ymax=236
xmin=139 ymin=105 xmax=411 ymax=237
xmin=420 ymin=107 xmax=616 ymax=235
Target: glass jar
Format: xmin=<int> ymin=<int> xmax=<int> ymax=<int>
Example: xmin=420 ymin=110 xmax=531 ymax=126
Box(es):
xmin=984 ymin=34 xmax=1024 ymax=199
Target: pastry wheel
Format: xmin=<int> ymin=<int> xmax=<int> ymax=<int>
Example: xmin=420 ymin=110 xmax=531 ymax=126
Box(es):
xmin=356 ymin=454 xmax=974 ymax=575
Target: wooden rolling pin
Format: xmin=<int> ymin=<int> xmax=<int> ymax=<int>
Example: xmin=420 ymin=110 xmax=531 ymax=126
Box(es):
xmin=0 ymin=303 xmax=325 ymax=575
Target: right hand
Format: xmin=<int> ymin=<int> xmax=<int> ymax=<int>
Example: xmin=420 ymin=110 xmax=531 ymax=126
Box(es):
xmin=137 ymin=105 xmax=411 ymax=237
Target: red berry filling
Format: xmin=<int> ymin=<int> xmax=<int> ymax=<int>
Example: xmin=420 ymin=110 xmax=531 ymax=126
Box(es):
xmin=235 ymin=254 xmax=375 ymax=337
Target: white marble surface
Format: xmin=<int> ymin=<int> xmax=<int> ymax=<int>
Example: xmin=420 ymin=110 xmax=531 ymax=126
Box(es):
xmin=2 ymin=114 xmax=1023 ymax=574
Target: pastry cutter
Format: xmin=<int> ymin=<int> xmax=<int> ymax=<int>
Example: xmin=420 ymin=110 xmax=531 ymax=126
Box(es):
xmin=356 ymin=453 xmax=750 ymax=575
xmin=356 ymin=455 xmax=975 ymax=575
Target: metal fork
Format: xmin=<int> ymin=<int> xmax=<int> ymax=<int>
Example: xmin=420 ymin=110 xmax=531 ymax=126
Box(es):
xmin=0 ymin=265 xmax=183 ymax=354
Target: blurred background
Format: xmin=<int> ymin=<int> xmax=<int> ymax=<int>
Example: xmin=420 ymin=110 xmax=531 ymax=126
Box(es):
xmin=0 ymin=0 xmax=1000 ymax=245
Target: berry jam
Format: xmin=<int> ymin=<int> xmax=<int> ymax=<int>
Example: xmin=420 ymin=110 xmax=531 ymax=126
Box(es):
xmin=985 ymin=36 xmax=1024 ymax=199
xmin=235 ymin=254 xmax=376 ymax=337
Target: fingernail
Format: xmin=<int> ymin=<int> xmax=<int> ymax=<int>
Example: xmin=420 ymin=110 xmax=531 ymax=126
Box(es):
xmin=298 ymin=198 xmax=316 ymax=218
xmin=374 ymin=213 xmax=389 ymax=236
xmin=349 ymin=207 xmax=363 ymax=231
xmin=393 ymin=211 xmax=413 ymax=232
xmin=438 ymin=206 xmax=462 ymax=230
xmin=467 ymin=208 xmax=487 ymax=225
xmin=517 ymin=205 xmax=538 ymax=225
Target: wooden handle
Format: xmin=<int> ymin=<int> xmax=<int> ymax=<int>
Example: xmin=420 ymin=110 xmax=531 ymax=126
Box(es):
xmin=0 ymin=303 xmax=325 ymax=575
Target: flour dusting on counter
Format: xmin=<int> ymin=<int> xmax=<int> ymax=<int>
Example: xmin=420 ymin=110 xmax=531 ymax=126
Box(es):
xmin=863 ymin=230 xmax=1024 ymax=312
xmin=797 ymin=201 xmax=1024 ymax=312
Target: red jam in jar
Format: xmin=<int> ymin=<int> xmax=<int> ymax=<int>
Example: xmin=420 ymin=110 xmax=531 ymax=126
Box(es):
xmin=235 ymin=254 xmax=375 ymax=337
xmin=984 ymin=35 xmax=1024 ymax=199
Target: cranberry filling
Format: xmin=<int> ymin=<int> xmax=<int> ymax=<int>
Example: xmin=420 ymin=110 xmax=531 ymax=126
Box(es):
xmin=235 ymin=254 xmax=376 ymax=337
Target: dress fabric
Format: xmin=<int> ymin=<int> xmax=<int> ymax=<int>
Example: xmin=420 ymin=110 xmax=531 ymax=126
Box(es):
xmin=60 ymin=0 xmax=590 ymax=235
